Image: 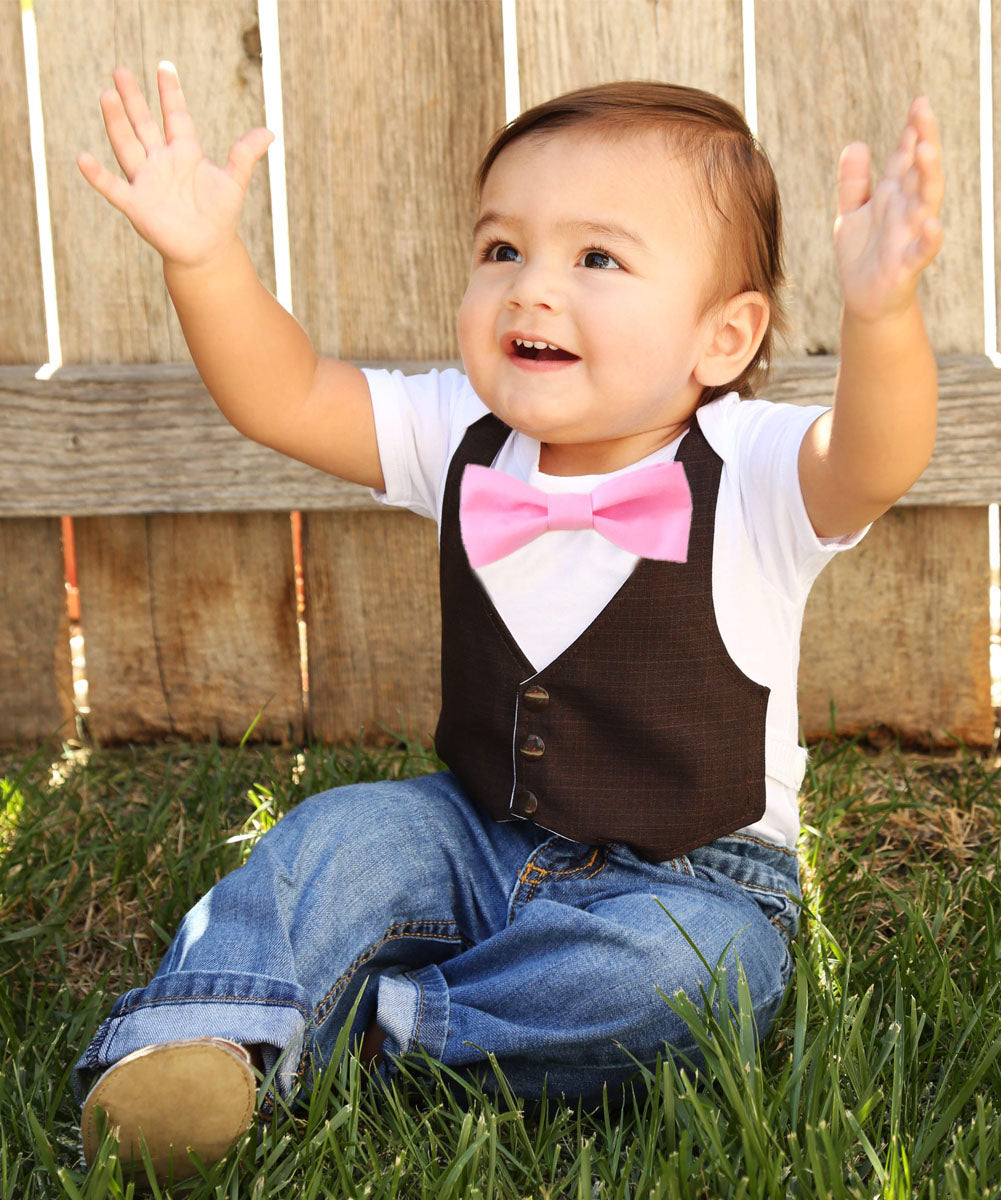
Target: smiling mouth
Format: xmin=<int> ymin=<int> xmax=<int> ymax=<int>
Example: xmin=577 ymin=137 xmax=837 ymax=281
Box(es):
xmin=511 ymin=337 xmax=580 ymax=363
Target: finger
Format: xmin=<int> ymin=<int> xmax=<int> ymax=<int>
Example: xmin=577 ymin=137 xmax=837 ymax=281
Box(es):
xmin=836 ymin=141 xmax=871 ymax=216
xmin=883 ymin=123 xmax=917 ymax=185
xmin=77 ymin=150 xmax=133 ymax=214
xmin=98 ymin=85 xmax=147 ymax=179
xmin=886 ymin=98 xmax=938 ymax=191
xmin=905 ymin=215 xmax=943 ymax=273
xmin=113 ymin=65 xmax=164 ymax=154
xmin=899 ymin=157 xmax=922 ymax=202
xmin=909 ymin=96 xmax=941 ymax=155
xmin=157 ymin=61 xmax=199 ymax=144
xmin=915 ymin=133 xmax=945 ymax=216
xmin=225 ymin=127 xmax=275 ymax=192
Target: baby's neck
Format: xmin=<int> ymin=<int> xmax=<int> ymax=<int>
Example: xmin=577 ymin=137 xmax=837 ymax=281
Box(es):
xmin=538 ymin=423 xmax=692 ymax=477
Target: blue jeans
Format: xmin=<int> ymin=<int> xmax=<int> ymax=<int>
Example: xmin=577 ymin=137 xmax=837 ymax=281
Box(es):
xmin=74 ymin=772 xmax=799 ymax=1105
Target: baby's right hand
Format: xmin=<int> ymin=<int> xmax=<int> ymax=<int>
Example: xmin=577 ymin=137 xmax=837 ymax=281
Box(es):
xmin=77 ymin=63 xmax=273 ymax=271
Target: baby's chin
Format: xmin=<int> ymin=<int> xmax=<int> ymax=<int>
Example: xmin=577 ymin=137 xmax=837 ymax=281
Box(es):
xmin=486 ymin=407 xmax=593 ymax=445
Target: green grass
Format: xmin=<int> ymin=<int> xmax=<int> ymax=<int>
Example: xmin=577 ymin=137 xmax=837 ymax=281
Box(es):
xmin=1 ymin=734 xmax=1000 ymax=1198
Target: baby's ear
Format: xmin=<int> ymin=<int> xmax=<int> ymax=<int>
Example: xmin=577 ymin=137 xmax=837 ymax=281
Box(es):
xmin=693 ymin=292 xmax=770 ymax=388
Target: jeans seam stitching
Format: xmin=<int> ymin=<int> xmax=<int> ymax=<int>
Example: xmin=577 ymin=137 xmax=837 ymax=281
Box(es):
xmin=517 ymin=850 xmax=610 ymax=909
xmin=723 ymin=832 xmax=799 ymax=857
xmin=112 ymin=994 xmax=310 ymax=1018
xmin=584 ymin=854 xmax=609 ymax=881
xmin=511 ymin=848 xmax=609 ymax=916
xmin=412 ymin=974 xmax=426 ymax=1055
xmin=519 ymin=846 xmax=604 ymax=880
xmin=768 ymin=913 xmax=794 ymax=941
xmin=737 ymin=879 xmax=796 ymax=898
xmin=312 ymin=921 xmax=463 ymax=1027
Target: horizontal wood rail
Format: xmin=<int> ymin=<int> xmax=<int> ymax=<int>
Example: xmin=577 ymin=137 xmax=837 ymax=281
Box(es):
xmin=3 ymin=355 xmax=1000 ymax=518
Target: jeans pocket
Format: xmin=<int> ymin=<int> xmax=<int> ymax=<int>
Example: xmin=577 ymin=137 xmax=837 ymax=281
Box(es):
xmin=732 ymin=876 xmax=801 ymax=946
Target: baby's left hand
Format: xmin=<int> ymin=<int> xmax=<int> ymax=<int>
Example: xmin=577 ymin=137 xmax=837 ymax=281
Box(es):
xmin=834 ymin=97 xmax=944 ymax=323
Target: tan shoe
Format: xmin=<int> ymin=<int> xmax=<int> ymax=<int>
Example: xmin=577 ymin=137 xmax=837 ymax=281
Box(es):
xmin=81 ymin=1037 xmax=257 ymax=1183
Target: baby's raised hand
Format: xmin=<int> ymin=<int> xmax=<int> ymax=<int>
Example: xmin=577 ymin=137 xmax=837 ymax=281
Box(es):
xmin=77 ymin=63 xmax=273 ymax=270
xmin=834 ymin=98 xmax=944 ymax=323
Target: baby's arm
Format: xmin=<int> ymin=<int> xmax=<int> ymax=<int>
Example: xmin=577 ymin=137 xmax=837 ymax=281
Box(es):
xmin=798 ymin=98 xmax=944 ymax=537
xmin=78 ymin=64 xmax=383 ymax=490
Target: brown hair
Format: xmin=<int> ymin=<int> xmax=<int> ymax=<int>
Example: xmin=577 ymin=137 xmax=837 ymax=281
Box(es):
xmin=475 ymin=81 xmax=786 ymax=403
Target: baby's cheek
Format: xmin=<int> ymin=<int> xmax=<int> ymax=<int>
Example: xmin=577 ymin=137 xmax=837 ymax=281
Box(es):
xmin=455 ymin=289 xmax=480 ymax=354
xmin=456 ymin=292 xmax=494 ymax=374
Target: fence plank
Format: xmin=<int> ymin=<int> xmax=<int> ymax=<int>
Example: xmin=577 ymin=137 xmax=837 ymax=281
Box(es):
xmin=516 ymin=0 xmax=743 ymax=109
xmin=0 ymin=519 xmax=74 ymax=749
xmin=34 ymin=0 xmax=275 ymax=362
xmin=279 ymin=0 xmax=504 ymax=742
xmin=800 ymin=507 xmax=992 ymax=745
xmin=0 ymin=5 xmax=69 ymax=749
xmin=32 ymin=0 xmax=301 ymax=745
xmin=756 ymin=0 xmax=982 ymax=357
xmin=757 ymin=0 xmax=992 ymax=744
xmin=279 ymin=0 xmax=504 ymax=359
xmin=302 ymin=511 xmax=440 ymax=744
xmin=0 ymin=2 xmax=46 ymax=364
xmin=75 ymin=513 xmax=302 ymax=743
xmin=3 ymin=355 xmax=1000 ymax=515
xmin=995 ymin=0 xmax=1001 ymax=351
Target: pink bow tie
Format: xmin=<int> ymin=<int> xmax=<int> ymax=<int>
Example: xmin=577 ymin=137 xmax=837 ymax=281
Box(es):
xmin=459 ymin=461 xmax=692 ymax=567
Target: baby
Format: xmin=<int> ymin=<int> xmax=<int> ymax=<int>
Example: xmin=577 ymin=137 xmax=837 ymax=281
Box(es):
xmin=74 ymin=67 xmax=942 ymax=1182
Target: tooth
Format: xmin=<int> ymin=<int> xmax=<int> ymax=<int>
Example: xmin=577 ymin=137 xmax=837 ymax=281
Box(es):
xmin=531 ymin=341 xmax=548 ymax=349
xmin=515 ymin=338 xmax=525 ymax=346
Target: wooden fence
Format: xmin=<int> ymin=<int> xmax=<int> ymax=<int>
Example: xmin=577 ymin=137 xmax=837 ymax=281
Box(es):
xmin=2 ymin=0 xmax=1000 ymax=752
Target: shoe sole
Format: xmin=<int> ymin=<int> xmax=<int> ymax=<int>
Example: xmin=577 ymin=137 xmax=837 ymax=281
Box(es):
xmin=81 ymin=1038 xmax=256 ymax=1182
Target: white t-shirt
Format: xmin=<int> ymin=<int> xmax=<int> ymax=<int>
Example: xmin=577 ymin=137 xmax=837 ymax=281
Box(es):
xmin=364 ymin=367 xmax=865 ymax=849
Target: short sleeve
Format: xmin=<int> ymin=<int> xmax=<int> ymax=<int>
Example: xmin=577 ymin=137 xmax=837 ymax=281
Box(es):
xmin=700 ymin=397 xmax=868 ymax=602
xmin=363 ymin=366 xmax=487 ymax=520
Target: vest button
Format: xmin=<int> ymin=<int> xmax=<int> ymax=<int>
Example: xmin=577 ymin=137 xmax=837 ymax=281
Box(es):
xmin=514 ymin=786 xmax=539 ymax=816
xmin=519 ymin=734 xmax=545 ymax=759
xmin=523 ymin=684 xmax=550 ymax=711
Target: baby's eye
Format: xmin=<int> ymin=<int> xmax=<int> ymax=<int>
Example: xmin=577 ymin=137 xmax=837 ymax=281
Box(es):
xmin=580 ymin=249 xmax=621 ymax=270
xmin=485 ymin=243 xmax=521 ymax=263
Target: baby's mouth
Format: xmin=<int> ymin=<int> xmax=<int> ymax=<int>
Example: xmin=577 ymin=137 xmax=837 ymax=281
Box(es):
xmin=511 ymin=337 xmax=579 ymax=363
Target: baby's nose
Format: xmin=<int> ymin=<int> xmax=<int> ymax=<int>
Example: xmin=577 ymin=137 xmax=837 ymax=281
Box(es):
xmin=506 ymin=260 xmax=563 ymax=310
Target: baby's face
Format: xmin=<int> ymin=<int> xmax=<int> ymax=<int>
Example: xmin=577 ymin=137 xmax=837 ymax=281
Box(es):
xmin=457 ymin=127 xmax=723 ymax=474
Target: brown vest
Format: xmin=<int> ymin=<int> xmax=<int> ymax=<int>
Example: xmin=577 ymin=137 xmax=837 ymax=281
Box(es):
xmin=434 ymin=413 xmax=769 ymax=861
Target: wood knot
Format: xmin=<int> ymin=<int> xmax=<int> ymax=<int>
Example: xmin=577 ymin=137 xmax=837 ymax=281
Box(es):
xmin=242 ymin=23 xmax=262 ymax=61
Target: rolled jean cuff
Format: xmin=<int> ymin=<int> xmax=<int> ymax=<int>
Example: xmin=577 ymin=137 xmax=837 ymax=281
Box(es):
xmin=376 ymin=963 xmax=449 ymax=1069
xmin=72 ymin=971 xmax=311 ymax=1104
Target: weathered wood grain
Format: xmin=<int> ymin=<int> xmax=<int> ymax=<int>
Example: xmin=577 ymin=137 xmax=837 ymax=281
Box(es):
xmin=75 ymin=512 xmax=303 ymax=744
xmin=29 ymin=0 xmax=301 ymax=746
xmin=34 ymin=0 xmax=276 ymax=363
xmin=278 ymin=0 xmax=505 ymax=359
xmin=0 ymin=519 xmax=75 ymax=749
xmin=994 ymin=0 xmax=1001 ymax=351
xmin=764 ymin=356 xmax=1001 ymax=505
xmin=0 ymin=363 xmax=371 ymax=516
xmin=2 ymin=356 xmax=999 ymax=515
xmin=755 ymin=1 xmax=991 ymax=745
xmin=303 ymin=511 xmax=441 ymax=745
xmin=0 ymin=5 xmax=68 ymax=748
xmin=800 ymin=506 xmax=992 ymax=745
xmin=515 ymin=0 xmax=744 ymax=110
xmin=755 ymin=0 xmax=981 ymax=358
xmin=279 ymin=0 xmax=502 ymax=743
xmin=0 ymin=3 xmax=46 ymax=364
